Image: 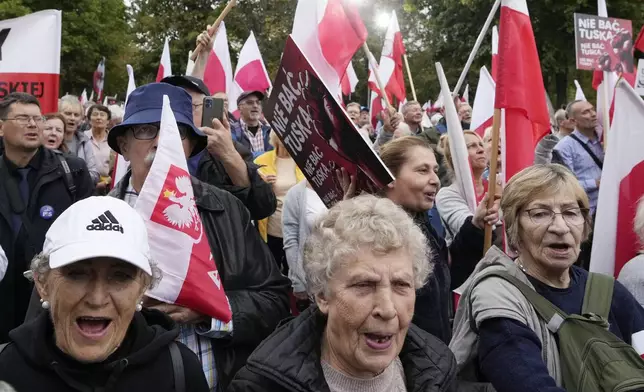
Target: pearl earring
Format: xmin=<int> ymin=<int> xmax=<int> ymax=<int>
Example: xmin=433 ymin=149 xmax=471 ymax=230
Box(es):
xmin=40 ymin=299 xmax=50 ymax=310
xmin=135 ymin=302 xmax=143 ymax=312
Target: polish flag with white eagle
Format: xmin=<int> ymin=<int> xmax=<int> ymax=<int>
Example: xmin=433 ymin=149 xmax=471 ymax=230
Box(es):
xmin=111 ymin=64 xmax=136 ymax=190
xmin=471 ymin=66 xmax=495 ymax=137
xmin=135 ymin=95 xmax=231 ymax=322
xmin=228 ymin=31 xmax=272 ymax=116
xmin=590 ymin=80 xmax=644 ymax=282
xmin=291 ymin=0 xmax=368 ymax=99
xmin=495 ymin=0 xmax=550 ymax=182
xmin=368 ymin=11 xmax=406 ymax=102
xmin=203 ymin=21 xmax=233 ymax=94
xmin=156 ymin=37 xmax=172 ymax=82
xmin=341 ymin=61 xmax=359 ymax=96
xmin=0 ymin=10 xmax=62 ymax=113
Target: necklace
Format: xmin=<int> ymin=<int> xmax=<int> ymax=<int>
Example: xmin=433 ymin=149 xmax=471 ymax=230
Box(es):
xmin=515 ymin=258 xmax=528 ymax=273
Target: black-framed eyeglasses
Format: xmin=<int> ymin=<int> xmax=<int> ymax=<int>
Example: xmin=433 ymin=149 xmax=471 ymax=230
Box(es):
xmin=3 ymin=115 xmax=46 ymax=126
xmin=524 ymin=207 xmax=588 ymax=226
xmin=129 ymin=123 xmax=189 ymax=140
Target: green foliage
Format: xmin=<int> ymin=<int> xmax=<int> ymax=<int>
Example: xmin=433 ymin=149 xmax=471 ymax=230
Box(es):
xmin=2 ymin=0 xmax=643 ymax=107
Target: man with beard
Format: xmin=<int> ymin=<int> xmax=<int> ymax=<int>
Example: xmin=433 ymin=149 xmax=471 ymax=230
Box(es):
xmin=106 ymin=83 xmax=290 ymax=390
xmin=0 ymin=93 xmax=94 ymax=343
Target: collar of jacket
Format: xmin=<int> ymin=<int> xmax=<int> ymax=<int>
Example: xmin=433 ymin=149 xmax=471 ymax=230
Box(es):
xmin=239 ymin=306 xmax=456 ymax=392
xmin=112 ymin=170 xmax=225 ymax=212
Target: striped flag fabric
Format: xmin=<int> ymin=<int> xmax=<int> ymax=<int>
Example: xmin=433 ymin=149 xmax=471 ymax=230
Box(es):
xmin=203 ymin=21 xmax=233 ymax=94
xmin=341 ymin=60 xmax=359 ymax=96
xmin=228 ymin=31 xmax=272 ymax=116
xmin=368 ymin=11 xmax=406 ymax=102
xmin=156 ymin=37 xmax=172 ymax=82
xmin=471 ymin=66 xmax=495 ymax=137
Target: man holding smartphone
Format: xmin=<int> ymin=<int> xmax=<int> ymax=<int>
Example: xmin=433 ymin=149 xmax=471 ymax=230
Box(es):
xmin=162 ymin=74 xmax=276 ymax=221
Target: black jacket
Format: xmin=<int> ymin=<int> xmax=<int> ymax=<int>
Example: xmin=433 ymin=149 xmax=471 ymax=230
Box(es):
xmin=413 ymin=214 xmax=486 ymax=344
xmin=111 ymin=172 xmax=291 ymax=390
xmin=195 ymin=148 xmax=277 ymax=220
xmin=228 ymin=306 xmax=457 ymax=392
xmin=0 ymin=309 xmax=209 ymax=392
xmin=0 ymin=148 xmax=94 ymax=343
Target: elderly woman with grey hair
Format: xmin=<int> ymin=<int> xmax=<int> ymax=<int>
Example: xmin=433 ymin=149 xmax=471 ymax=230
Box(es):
xmin=450 ymin=164 xmax=644 ymax=392
xmin=618 ymin=197 xmax=644 ymax=307
xmin=0 ymin=197 xmax=208 ymax=391
xmin=229 ymin=194 xmax=457 ymax=392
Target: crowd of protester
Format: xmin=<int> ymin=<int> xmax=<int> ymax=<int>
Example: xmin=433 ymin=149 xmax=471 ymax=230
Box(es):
xmin=1 ymin=27 xmax=644 ymax=392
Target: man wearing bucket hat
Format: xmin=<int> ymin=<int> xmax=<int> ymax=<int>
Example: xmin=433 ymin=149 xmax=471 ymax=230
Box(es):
xmin=106 ymin=82 xmax=290 ymax=390
xmin=162 ymin=75 xmax=276 ymax=221
xmin=0 ymin=196 xmax=209 ymax=391
xmin=230 ymin=90 xmax=273 ymax=157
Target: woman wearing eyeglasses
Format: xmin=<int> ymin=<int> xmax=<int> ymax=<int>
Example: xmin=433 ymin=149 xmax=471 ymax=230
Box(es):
xmin=449 ymin=164 xmax=644 ymax=392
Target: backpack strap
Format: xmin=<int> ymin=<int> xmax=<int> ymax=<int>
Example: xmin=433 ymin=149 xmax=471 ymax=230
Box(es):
xmin=569 ymin=134 xmax=604 ymax=170
xmin=55 ymin=154 xmax=77 ymax=200
xmin=169 ymin=342 xmax=185 ymax=392
xmin=582 ymin=272 xmax=614 ymax=319
xmin=468 ymin=269 xmax=570 ymax=334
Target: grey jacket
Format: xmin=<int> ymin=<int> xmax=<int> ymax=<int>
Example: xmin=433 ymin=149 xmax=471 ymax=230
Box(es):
xmin=282 ymin=180 xmax=326 ymax=293
xmin=533 ymin=134 xmax=561 ymax=165
xmin=67 ymin=130 xmax=100 ymax=183
xmin=449 ymin=246 xmax=562 ymax=386
xmin=436 ymin=184 xmax=473 ymax=246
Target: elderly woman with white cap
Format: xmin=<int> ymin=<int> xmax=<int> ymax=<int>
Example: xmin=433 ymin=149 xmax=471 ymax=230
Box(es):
xmin=0 ymin=197 xmax=209 ymax=392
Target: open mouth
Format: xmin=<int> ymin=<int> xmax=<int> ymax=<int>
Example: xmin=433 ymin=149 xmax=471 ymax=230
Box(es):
xmin=365 ymin=333 xmax=393 ymax=350
xmin=547 ymin=243 xmax=572 ymax=255
xmin=76 ymin=316 xmax=112 ymax=339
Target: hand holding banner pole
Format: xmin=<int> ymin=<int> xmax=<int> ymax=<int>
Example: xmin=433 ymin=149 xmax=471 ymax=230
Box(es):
xmin=404 ymin=54 xmax=418 ymax=102
xmin=484 ymin=108 xmax=502 ymax=253
xmin=190 ymin=0 xmax=237 ymax=61
xmin=453 ymin=0 xmax=501 ymax=96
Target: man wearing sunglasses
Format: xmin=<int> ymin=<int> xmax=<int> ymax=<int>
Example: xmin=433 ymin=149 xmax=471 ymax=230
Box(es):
xmin=105 ymin=83 xmax=290 ymax=391
xmin=0 ymin=92 xmax=94 ymax=343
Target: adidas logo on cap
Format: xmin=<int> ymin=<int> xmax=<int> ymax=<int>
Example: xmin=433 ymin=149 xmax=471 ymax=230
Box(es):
xmin=86 ymin=210 xmax=124 ymax=233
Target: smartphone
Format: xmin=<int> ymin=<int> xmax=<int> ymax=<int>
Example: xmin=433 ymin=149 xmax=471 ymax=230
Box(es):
xmin=201 ymin=97 xmax=225 ymax=127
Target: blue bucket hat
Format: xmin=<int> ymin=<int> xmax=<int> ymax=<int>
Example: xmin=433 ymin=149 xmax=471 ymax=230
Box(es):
xmin=108 ymin=83 xmax=203 ymax=155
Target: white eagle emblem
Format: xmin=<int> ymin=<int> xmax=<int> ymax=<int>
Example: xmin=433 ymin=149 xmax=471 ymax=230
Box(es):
xmin=162 ymin=176 xmax=201 ymax=236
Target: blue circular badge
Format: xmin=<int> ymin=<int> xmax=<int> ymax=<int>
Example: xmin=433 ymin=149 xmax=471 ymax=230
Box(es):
xmin=40 ymin=205 xmax=55 ymax=220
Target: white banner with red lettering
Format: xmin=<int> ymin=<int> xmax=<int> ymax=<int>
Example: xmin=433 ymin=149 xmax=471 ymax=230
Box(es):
xmin=0 ymin=10 xmax=61 ymax=113
xmin=135 ymin=95 xmax=232 ymax=322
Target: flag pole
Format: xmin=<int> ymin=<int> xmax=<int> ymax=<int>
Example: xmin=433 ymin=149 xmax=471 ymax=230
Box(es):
xmin=190 ymin=0 xmax=237 ymax=61
xmin=601 ymin=71 xmax=611 ymax=149
xmin=453 ymin=0 xmax=501 ymax=95
xmin=404 ymin=54 xmax=418 ymax=102
xmin=363 ymin=43 xmax=395 ymax=112
xmin=484 ymin=108 xmax=502 ymax=253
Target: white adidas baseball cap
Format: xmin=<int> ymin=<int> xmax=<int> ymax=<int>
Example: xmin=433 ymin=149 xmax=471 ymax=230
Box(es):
xmin=43 ymin=196 xmax=152 ymax=275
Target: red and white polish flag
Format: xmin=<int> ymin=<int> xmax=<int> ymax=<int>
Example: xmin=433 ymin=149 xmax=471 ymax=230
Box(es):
xmin=80 ymin=89 xmax=88 ymax=107
xmin=185 ymin=50 xmax=195 ymax=75
xmin=574 ymin=80 xmax=587 ymax=101
xmin=94 ymin=58 xmax=106 ymax=103
xmin=341 ymin=60 xmax=359 ymax=96
xmin=491 ymin=25 xmax=499 ymax=81
xmin=291 ymin=0 xmax=368 ymax=99
xmin=228 ymin=31 xmax=272 ymax=116
xmin=495 ymin=0 xmax=550 ymax=183
xmin=368 ymin=11 xmax=406 ymax=102
xmin=135 ymin=95 xmax=232 ymax=322
xmin=111 ymin=64 xmax=136 ymax=190
xmin=203 ymin=21 xmax=233 ymax=94
xmin=0 ymin=10 xmax=61 ymax=113
xmin=471 ymin=66 xmax=496 ymax=137
xmin=590 ymin=80 xmax=644 ymax=280
xmin=156 ymin=37 xmax=172 ymax=82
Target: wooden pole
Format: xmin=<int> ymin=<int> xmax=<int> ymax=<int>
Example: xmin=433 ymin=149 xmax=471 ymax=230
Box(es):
xmin=190 ymin=0 xmax=237 ymax=61
xmin=404 ymin=54 xmax=417 ymax=102
xmin=484 ymin=108 xmax=502 ymax=253
xmin=453 ymin=0 xmax=501 ymax=95
xmin=363 ymin=43 xmax=394 ymax=112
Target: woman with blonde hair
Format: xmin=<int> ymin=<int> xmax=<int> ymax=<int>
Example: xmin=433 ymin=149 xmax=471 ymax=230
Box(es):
xmin=450 ymin=164 xmax=644 ymax=392
xmin=255 ymin=130 xmax=304 ymax=273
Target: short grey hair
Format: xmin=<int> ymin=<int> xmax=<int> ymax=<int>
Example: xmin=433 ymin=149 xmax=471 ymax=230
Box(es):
xmin=554 ymin=109 xmax=567 ymax=125
xmin=59 ymin=95 xmax=83 ymax=113
xmin=28 ymin=252 xmax=163 ymax=290
xmin=303 ymin=194 xmax=432 ymax=297
xmin=401 ymin=100 xmax=421 ymax=116
xmin=635 ymin=196 xmax=644 ymax=250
